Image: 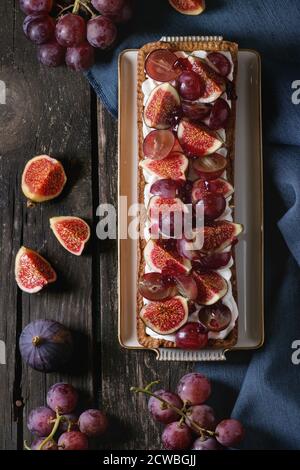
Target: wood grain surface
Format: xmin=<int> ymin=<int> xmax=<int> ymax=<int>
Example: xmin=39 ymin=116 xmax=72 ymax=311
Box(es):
xmin=0 ymin=1 xmax=192 ymax=450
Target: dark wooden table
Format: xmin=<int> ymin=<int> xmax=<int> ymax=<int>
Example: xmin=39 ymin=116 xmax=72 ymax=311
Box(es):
xmin=0 ymin=1 xmax=192 ymax=450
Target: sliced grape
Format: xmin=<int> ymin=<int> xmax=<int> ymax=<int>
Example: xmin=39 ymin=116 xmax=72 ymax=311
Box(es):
xmin=174 ymin=274 xmax=198 ymax=300
xmin=193 ymin=251 xmax=232 ymax=270
xmin=145 ymin=49 xmax=179 ymax=82
xmin=173 ymin=57 xmax=192 ymax=72
xmin=150 ymin=179 xmax=183 ymax=198
xmin=207 ymin=52 xmax=232 ymax=77
xmin=177 ymin=71 xmax=205 ymax=101
xmin=138 ymin=273 xmax=177 ymax=301
xmin=181 ymin=100 xmax=211 ymax=121
xmin=198 ymin=303 xmax=232 ymax=332
xmin=192 ymin=154 xmax=227 ymax=180
xmin=143 ymin=130 xmax=175 ymax=160
xmin=175 ymin=322 xmax=208 ymax=350
xmin=208 ymin=98 xmax=231 ymax=130
xmin=199 ymin=193 xmax=226 ymax=220
xmin=177 ymin=237 xmax=200 ymax=261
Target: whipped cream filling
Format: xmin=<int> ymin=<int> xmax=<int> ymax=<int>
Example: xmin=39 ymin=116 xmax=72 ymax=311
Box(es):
xmin=141 ymin=50 xmax=238 ymax=342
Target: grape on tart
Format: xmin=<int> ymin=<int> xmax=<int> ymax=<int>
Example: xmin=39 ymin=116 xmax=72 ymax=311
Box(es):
xmin=137 ymin=39 xmax=242 ymax=350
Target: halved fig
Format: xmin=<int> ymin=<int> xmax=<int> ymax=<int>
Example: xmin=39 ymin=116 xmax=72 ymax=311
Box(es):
xmin=21 ymin=155 xmax=67 ymax=203
xmin=144 ymin=83 xmax=181 ymax=130
xmin=50 ymin=216 xmax=90 ymax=256
xmin=193 ymin=270 xmax=228 ymax=305
xmin=145 ymin=49 xmax=179 ymax=82
xmin=15 ymin=247 xmax=57 ymax=294
xmin=202 ymin=221 xmax=243 ymax=253
xmin=189 ymin=56 xmax=226 ymax=103
xmin=143 ymin=130 xmax=175 ymax=160
xmin=144 ymin=239 xmax=191 ymax=274
xmin=138 ymin=273 xmax=177 ymax=301
xmin=168 ymin=0 xmax=206 ymax=15
xmin=197 ymin=194 xmax=226 ymax=221
xmin=177 ymin=119 xmax=223 ymax=157
xmin=192 ymin=154 xmax=227 ymax=180
xmin=140 ymin=151 xmax=188 ymax=182
xmin=192 ymin=178 xmax=234 ymax=203
xmin=140 ymin=296 xmax=189 ymax=335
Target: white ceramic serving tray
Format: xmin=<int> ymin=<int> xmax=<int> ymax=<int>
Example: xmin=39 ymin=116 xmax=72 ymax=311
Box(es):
xmin=118 ymin=41 xmax=264 ymax=361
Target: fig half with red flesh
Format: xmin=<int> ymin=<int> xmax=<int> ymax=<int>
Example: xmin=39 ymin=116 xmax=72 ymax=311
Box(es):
xmin=140 ymin=296 xmax=189 ymax=335
xmin=189 ymin=56 xmax=226 ymax=103
xmin=144 ymin=83 xmax=180 ymax=130
xmin=22 ymin=155 xmax=67 ymax=203
xmin=168 ymin=0 xmax=206 ymax=15
xmin=192 ymin=177 xmax=234 ymax=203
xmin=192 ymin=154 xmax=227 ymax=180
xmin=193 ymin=270 xmax=228 ymax=305
xmin=144 ymin=239 xmax=191 ymax=274
xmin=140 ymin=151 xmax=188 ymax=181
xmin=177 ymin=119 xmax=223 ymax=158
xmin=15 ymin=247 xmax=57 ymax=294
xmin=202 ymin=221 xmax=243 ymax=254
xmin=50 ymin=217 xmax=90 ymax=256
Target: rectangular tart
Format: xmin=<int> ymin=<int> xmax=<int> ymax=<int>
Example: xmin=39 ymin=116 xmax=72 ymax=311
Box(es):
xmin=137 ymin=39 xmax=240 ymax=350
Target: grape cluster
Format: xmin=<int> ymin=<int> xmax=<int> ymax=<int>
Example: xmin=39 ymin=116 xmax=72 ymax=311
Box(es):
xmin=25 ymin=383 xmax=109 ymax=450
xmin=131 ymin=373 xmax=245 ymax=450
xmin=19 ymin=0 xmax=133 ymax=71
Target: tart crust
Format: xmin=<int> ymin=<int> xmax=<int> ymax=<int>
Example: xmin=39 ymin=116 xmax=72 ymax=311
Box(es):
xmin=137 ymin=39 xmax=239 ymax=350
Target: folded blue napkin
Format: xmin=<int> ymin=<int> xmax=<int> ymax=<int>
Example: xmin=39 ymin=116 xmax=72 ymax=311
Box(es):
xmin=88 ymin=0 xmax=300 ymax=449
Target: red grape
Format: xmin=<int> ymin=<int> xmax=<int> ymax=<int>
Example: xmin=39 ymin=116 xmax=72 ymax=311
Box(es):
xmin=150 ymin=179 xmax=183 ymax=198
xmin=23 ymin=14 xmax=55 ymax=44
xmin=78 ymin=409 xmax=108 ymax=437
xmin=181 ymin=100 xmax=211 ymax=121
xmin=177 ymin=71 xmax=204 ymax=101
xmin=107 ymin=0 xmax=133 ymax=23
xmin=175 ymin=322 xmax=208 ymax=350
xmin=20 ymin=0 xmax=53 ymax=15
xmin=59 ymin=413 xmax=79 ymax=433
xmin=198 ymin=304 xmax=232 ymax=332
xmin=66 ymin=43 xmax=95 ymax=71
xmin=145 ymin=49 xmax=179 ymax=82
xmin=143 ymin=130 xmax=175 ymax=160
xmin=31 ymin=437 xmax=58 ymax=450
xmin=186 ymin=404 xmax=216 ymax=432
xmin=138 ymin=273 xmax=176 ymax=301
xmin=192 ymin=437 xmax=220 ymax=450
xmin=208 ymin=98 xmax=231 ymax=130
xmin=58 ymin=431 xmax=89 ymax=450
xmin=215 ymin=419 xmax=245 ymax=447
xmin=162 ymin=422 xmax=193 ymax=450
xmin=177 ymin=236 xmax=201 ymax=261
xmin=193 ymin=154 xmax=227 ymax=180
xmin=174 ymin=274 xmax=198 ymax=300
xmin=200 ymin=193 xmax=226 ymax=220
xmin=37 ymin=40 xmax=65 ymax=67
xmin=193 ymin=251 xmax=232 ymax=270
xmin=27 ymin=406 xmax=55 ymax=437
xmin=177 ymin=373 xmax=211 ymax=405
xmin=87 ymin=16 xmax=117 ymax=49
xmin=207 ymin=52 xmax=231 ymax=77
xmin=47 ymin=383 xmax=78 ymax=414
xmin=91 ymin=0 xmax=125 ymax=16
xmin=148 ymin=390 xmax=183 ymax=424
xmin=56 ymin=13 xmax=86 ymax=48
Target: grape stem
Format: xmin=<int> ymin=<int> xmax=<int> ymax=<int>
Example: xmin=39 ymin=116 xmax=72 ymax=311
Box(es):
xmin=79 ymin=1 xmax=97 ymax=17
xmin=130 ymin=382 xmax=216 ymax=438
xmin=72 ymin=0 xmax=81 ymax=14
xmin=38 ymin=409 xmax=63 ymax=450
xmin=58 ymin=3 xmax=75 ymax=16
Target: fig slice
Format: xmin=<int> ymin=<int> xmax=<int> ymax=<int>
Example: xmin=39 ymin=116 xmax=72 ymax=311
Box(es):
xmin=140 ymin=296 xmax=189 ymax=335
xmin=192 ymin=177 xmax=234 ymax=203
xmin=177 ymin=119 xmax=223 ymax=157
xmin=21 ymin=155 xmax=67 ymax=203
xmin=144 ymin=83 xmax=181 ymax=130
xmin=140 ymin=151 xmax=188 ymax=182
xmin=193 ymin=271 xmax=228 ymax=305
xmin=202 ymin=221 xmax=243 ymax=253
xmin=50 ymin=216 xmax=90 ymax=256
xmin=168 ymin=0 xmax=206 ymax=15
xmin=144 ymin=239 xmax=192 ymax=274
xmin=189 ymin=56 xmax=226 ymax=103
xmin=15 ymin=247 xmax=57 ymax=294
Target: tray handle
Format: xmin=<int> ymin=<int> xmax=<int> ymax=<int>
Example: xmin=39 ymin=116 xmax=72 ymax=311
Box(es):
xmin=156 ymin=348 xmax=226 ymax=361
xmin=160 ymin=35 xmax=223 ymax=43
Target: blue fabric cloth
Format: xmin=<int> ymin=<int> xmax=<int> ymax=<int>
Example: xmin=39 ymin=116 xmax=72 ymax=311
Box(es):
xmin=87 ymin=0 xmax=300 ymax=449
